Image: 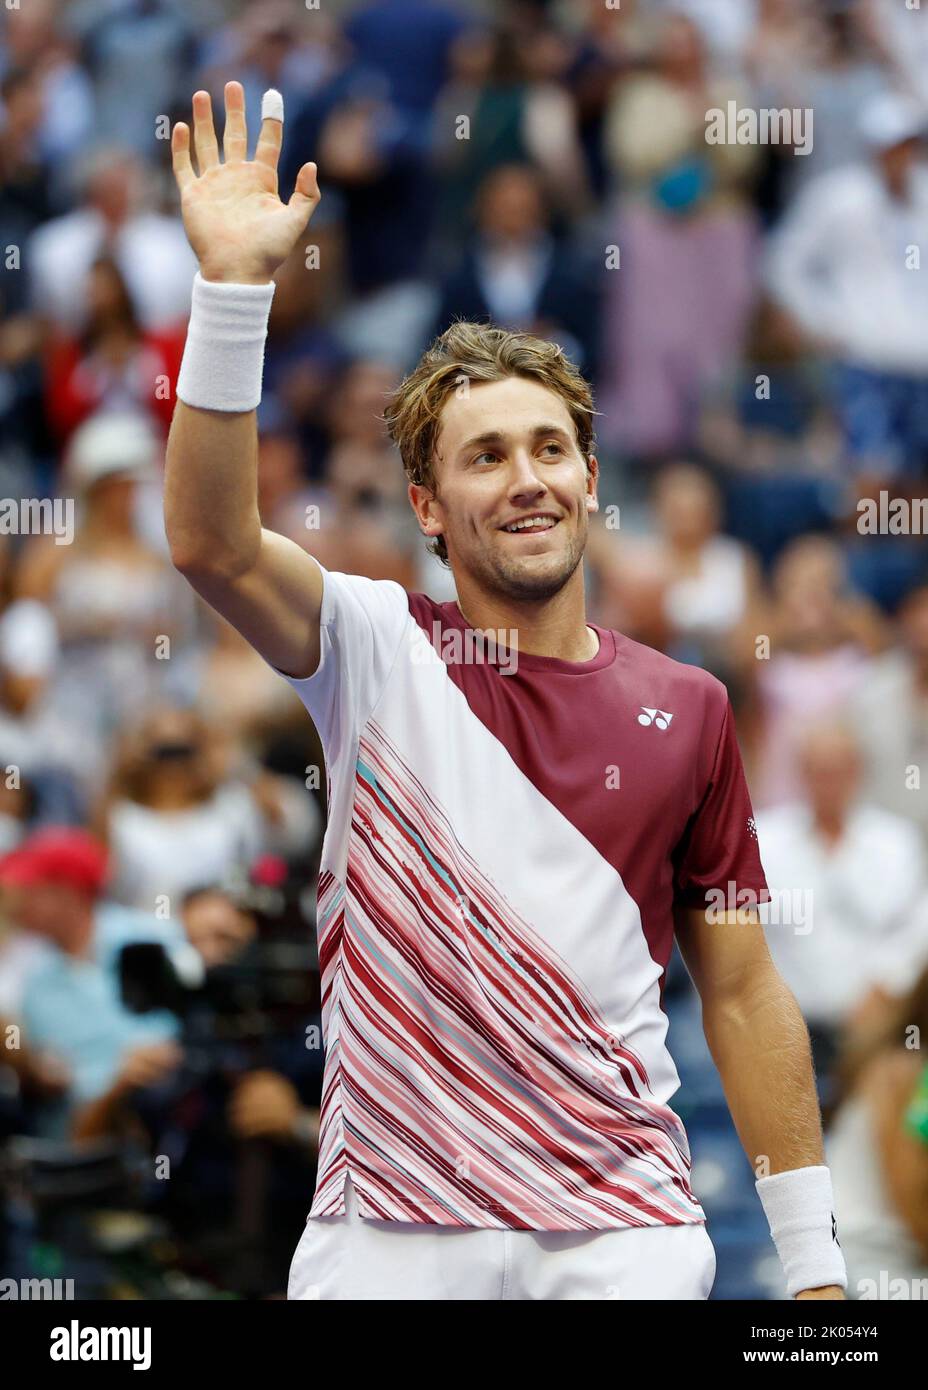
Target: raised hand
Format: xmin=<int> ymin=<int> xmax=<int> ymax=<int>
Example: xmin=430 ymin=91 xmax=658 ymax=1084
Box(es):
xmin=171 ymin=80 xmax=320 ymax=286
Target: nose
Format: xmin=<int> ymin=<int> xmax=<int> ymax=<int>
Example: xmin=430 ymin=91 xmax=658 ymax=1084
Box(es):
xmin=507 ymin=447 xmax=547 ymax=503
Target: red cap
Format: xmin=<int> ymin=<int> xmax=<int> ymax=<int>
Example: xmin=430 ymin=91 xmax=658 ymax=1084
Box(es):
xmin=0 ymin=829 xmax=109 ymax=897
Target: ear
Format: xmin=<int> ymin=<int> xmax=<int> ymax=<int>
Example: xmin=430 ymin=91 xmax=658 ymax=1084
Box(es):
xmin=408 ymin=481 xmax=443 ymax=538
xmin=585 ymin=454 xmax=600 ymax=513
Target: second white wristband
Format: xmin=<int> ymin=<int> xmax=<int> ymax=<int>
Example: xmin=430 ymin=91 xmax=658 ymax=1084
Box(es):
xmin=176 ymin=270 xmax=277 ymax=413
xmin=755 ymin=1164 xmax=847 ymax=1298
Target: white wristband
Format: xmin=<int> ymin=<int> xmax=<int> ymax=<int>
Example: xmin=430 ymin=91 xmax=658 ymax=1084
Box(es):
xmin=755 ymin=1165 xmax=847 ymax=1297
xmin=176 ymin=270 xmax=276 ymax=412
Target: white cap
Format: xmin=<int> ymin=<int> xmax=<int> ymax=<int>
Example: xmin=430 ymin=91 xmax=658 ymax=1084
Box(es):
xmin=859 ymin=91 xmax=927 ymax=151
xmin=65 ymin=412 xmax=160 ymax=491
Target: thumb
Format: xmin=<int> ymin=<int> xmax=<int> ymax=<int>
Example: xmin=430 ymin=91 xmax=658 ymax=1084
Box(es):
xmin=287 ymin=161 xmax=320 ymax=225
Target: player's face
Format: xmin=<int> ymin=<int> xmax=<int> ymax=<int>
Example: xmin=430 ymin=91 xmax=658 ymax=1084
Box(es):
xmin=417 ymin=377 xmax=598 ymax=602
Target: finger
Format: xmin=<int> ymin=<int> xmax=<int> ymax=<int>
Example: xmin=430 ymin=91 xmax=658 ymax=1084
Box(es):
xmin=222 ymin=79 xmax=247 ymax=164
xmin=192 ymin=89 xmax=220 ymax=172
xmin=255 ymin=87 xmax=284 ymax=173
xmin=286 ymin=161 xmax=321 ymax=229
xmin=171 ymin=122 xmax=196 ymax=191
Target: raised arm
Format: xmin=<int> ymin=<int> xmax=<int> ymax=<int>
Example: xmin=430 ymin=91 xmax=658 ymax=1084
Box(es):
xmin=165 ymin=81 xmax=324 ymax=679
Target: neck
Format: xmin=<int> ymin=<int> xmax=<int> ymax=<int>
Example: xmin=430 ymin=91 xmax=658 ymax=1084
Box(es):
xmin=64 ymin=902 xmax=96 ymax=958
xmin=453 ymin=568 xmax=597 ymax=662
xmin=143 ymin=781 xmax=201 ymax=810
xmin=885 ymin=172 xmax=910 ymax=204
xmin=813 ymin=808 xmax=845 ymax=845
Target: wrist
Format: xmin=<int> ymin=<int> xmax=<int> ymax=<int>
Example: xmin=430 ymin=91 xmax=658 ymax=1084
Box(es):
xmin=755 ymin=1165 xmax=847 ymax=1299
xmin=199 ymin=263 xmax=275 ymax=287
xmin=176 ymin=271 xmax=277 ymax=412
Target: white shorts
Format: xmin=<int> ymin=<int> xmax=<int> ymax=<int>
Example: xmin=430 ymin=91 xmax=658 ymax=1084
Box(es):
xmin=288 ymin=1175 xmax=717 ymax=1300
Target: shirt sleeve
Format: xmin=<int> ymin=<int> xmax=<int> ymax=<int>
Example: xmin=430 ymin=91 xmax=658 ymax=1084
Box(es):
xmin=273 ymin=562 xmax=411 ymax=771
xmin=672 ymin=697 xmax=769 ymax=911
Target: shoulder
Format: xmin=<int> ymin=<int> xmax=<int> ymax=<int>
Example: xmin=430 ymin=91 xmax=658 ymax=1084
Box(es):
xmin=406 ymin=587 xmax=445 ymax=628
xmin=317 ymin=569 xmax=414 ymax=650
xmin=851 ymin=803 xmax=926 ymax=856
xmin=96 ymin=901 xmax=183 ymax=950
xmin=786 ymin=165 xmax=873 ymax=218
xmin=611 ymin=634 xmax=735 ymax=763
xmin=853 ymin=650 xmax=910 ymax=705
xmin=616 ymin=632 xmax=729 ymax=710
xmin=29 ymin=209 xmax=89 ymax=254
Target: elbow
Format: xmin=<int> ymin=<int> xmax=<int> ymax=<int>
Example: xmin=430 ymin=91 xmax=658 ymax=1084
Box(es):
xmin=170 ymin=545 xmax=246 ymax=584
xmin=168 ymin=542 xmax=214 ymax=580
xmin=166 ymin=522 xmax=254 ymax=582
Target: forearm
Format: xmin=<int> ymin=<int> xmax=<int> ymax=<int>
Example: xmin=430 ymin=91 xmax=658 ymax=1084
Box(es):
xmin=702 ymin=964 xmax=824 ymax=1175
xmin=72 ymin=1081 xmax=131 ymax=1143
xmin=164 ymin=399 xmax=262 ymax=576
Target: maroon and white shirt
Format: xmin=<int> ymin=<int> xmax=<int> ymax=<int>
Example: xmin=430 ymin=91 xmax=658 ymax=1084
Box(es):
xmin=280 ymin=563 xmax=768 ymax=1231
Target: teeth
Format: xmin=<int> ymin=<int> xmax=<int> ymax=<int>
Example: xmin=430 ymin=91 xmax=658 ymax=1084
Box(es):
xmin=504 ymin=517 xmax=555 ymax=532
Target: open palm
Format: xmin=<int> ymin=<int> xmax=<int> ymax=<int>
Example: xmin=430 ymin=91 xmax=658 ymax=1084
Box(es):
xmin=171 ymin=81 xmax=320 ymax=285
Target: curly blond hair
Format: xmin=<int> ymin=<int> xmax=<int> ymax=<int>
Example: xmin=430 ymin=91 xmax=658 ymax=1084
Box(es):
xmin=384 ymin=321 xmax=596 ymax=565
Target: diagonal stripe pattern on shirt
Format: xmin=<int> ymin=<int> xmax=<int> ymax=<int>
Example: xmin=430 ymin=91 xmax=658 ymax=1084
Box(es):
xmin=308 ymin=720 xmax=704 ymax=1230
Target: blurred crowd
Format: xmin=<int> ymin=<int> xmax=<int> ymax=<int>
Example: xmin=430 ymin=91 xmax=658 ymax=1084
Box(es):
xmin=1 ymin=0 xmax=928 ymax=1298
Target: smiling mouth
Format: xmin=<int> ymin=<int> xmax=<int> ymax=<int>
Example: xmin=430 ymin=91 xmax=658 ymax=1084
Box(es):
xmin=500 ymin=518 xmax=560 ymax=536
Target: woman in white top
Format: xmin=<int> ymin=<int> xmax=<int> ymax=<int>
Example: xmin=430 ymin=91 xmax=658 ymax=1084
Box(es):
xmin=826 ymin=967 xmax=928 ymax=1298
xmin=96 ymin=705 xmax=321 ymax=913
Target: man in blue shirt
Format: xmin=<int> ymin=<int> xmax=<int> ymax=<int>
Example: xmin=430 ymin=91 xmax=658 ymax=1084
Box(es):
xmin=1 ymin=829 xmax=183 ymax=1126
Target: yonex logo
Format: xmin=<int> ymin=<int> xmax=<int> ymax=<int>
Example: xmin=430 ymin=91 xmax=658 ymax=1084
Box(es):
xmin=637 ymin=707 xmax=673 ymax=730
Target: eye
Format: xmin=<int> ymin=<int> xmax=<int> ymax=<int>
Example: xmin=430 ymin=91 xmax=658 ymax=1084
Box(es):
xmin=540 ymin=442 xmax=564 ymax=457
xmin=473 ymin=451 xmax=500 ymax=466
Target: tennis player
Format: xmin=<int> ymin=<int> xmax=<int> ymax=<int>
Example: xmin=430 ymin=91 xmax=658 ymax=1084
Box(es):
xmin=165 ymin=81 xmax=846 ymax=1301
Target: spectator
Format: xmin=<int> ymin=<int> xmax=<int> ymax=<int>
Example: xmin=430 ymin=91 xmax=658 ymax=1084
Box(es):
xmin=752 ymin=535 xmax=885 ymax=806
xmin=282 ymin=49 xmax=437 ymax=364
xmin=345 ymin=0 xmax=468 ymax=121
xmin=0 ymin=65 xmax=57 ymax=247
xmin=0 ymin=64 xmax=59 ymax=468
xmin=0 ymin=1 xmax=96 ymax=205
xmin=180 ymin=883 xmax=257 ymax=969
xmin=589 ymin=462 xmax=763 ymax=678
xmin=191 ymin=610 xmax=309 ymax=744
xmin=197 ymin=1 xmax=334 ymax=137
xmin=757 ymin=721 xmax=928 ymax=1081
xmin=826 ymin=964 xmax=928 ymax=1296
xmin=431 ymin=162 xmax=599 ymax=378
xmin=696 ymin=296 xmax=840 ymax=476
xmin=3 ymin=828 xmax=184 ymax=1125
xmin=43 ymin=255 xmax=185 ymax=447
xmin=850 ymin=581 xmax=928 ymax=844
xmin=745 ymin=2 xmax=887 ymax=218
xmin=259 ymin=242 xmax=348 ymax=481
xmin=599 ymin=11 xmax=760 ymax=455
xmin=432 ymin=21 xmax=589 ymax=249
xmin=0 ymin=600 xmax=88 ymax=821
xmin=73 ymin=0 xmax=198 ymax=157
xmin=270 ymin=359 xmax=422 ymax=591
xmin=27 ymin=145 xmax=197 ymax=336
xmin=859 ymin=0 xmax=928 ymax=112
xmin=766 ymin=90 xmax=928 ymax=480
xmin=15 ymin=413 xmax=196 ymax=796
xmin=97 ymin=705 xmax=321 ymax=912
